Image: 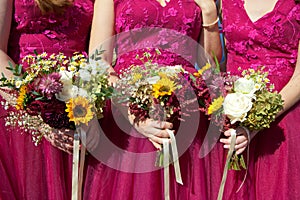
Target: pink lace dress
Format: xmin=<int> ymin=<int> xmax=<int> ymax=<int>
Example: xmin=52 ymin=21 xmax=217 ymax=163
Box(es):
xmin=0 ymin=0 xmax=94 ymax=199
xmin=82 ymin=0 xmax=214 ymax=199
xmin=221 ymin=0 xmax=300 ymax=199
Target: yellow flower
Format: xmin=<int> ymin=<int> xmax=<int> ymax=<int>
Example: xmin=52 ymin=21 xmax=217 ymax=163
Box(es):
xmin=66 ymin=96 xmax=94 ymax=125
xmin=158 ymin=72 xmax=167 ymax=78
xmin=50 ymin=53 xmax=56 ymax=59
xmin=69 ymin=65 xmax=77 ymax=71
xmin=63 ymin=60 xmax=69 ymax=65
xmin=207 ymin=96 xmax=224 ymax=115
xmin=15 ymin=80 xmax=23 ymax=88
xmin=249 ymin=68 xmax=255 ymax=73
xmin=131 ymin=73 xmax=143 ymax=83
xmin=264 ymin=78 xmax=270 ymax=83
xmin=15 ymin=85 xmax=27 ymax=110
xmin=59 ymin=54 xmax=66 ymax=59
xmin=152 ymin=77 xmax=176 ymax=98
xmin=194 ymin=63 xmax=211 ymax=77
xmin=40 ymin=52 xmax=47 ymax=58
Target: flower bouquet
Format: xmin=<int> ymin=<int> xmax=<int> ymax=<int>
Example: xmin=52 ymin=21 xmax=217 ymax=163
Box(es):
xmin=114 ymin=50 xmax=204 ymax=162
xmin=204 ymin=66 xmax=284 ymax=170
xmin=193 ymin=63 xmax=284 ymax=199
xmin=114 ymin=49 xmax=208 ymax=199
xmin=0 ymin=51 xmax=113 ymax=146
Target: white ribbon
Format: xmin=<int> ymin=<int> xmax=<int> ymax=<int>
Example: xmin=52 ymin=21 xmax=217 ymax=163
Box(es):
xmin=71 ymin=131 xmax=80 ymax=200
xmin=217 ymin=129 xmax=237 ymax=200
xmin=167 ymin=130 xmax=183 ymax=185
xmin=163 ymin=139 xmax=170 ymax=200
xmin=163 ymin=129 xmax=183 ymax=200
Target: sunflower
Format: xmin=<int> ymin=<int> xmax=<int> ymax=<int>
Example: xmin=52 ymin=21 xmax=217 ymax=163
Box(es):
xmin=66 ymin=96 xmax=94 ymax=125
xmin=152 ymin=77 xmax=176 ymax=98
xmin=207 ymin=96 xmax=224 ymax=115
xmin=15 ymin=85 xmax=27 ymax=110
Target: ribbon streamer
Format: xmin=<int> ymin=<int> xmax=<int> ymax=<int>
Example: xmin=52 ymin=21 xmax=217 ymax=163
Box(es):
xmin=163 ymin=139 xmax=170 ymax=200
xmin=167 ymin=129 xmax=183 ymax=185
xmin=163 ymin=130 xmax=183 ymax=200
xmin=236 ymin=127 xmax=252 ymax=193
xmin=217 ymin=129 xmax=236 ymax=200
xmin=71 ymin=131 xmax=80 ymax=200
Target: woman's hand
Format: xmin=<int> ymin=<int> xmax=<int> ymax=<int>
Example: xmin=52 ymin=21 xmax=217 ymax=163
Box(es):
xmin=219 ymin=127 xmax=250 ymax=155
xmin=43 ymin=128 xmax=74 ymax=154
xmin=129 ymin=116 xmax=173 ymax=150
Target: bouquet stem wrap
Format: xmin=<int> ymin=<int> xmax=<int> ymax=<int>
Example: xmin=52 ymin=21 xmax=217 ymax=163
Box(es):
xmin=163 ymin=130 xmax=183 ymax=200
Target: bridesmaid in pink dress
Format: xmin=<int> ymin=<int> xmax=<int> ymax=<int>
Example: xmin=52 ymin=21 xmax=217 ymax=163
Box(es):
xmin=0 ymin=0 xmax=94 ymax=199
xmin=82 ymin=0 xmax=222 ymax=199
xmin=220 ymin=0 xmax=300 ymax=199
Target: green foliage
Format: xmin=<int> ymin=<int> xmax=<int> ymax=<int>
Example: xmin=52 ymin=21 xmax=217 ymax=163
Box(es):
xmin=242 ymin=89 xmax=284 ymax=131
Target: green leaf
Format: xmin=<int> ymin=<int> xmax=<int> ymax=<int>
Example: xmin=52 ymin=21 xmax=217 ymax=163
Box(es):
xmin=239 ymin=155 xmax=247 ymax=169
xmin=31 ymin=91 xmax=41 ymax=96
xmin=16 ymin=64 xmax=22 ymax=75
xmin=35 ymin=96 xmax=45 ymax=101
xmin=213 ymin=53 xmax=220 ymax=73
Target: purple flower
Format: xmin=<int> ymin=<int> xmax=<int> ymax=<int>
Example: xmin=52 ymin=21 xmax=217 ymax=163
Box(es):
xmin=39 ymin=73 xmax=63 ymax=99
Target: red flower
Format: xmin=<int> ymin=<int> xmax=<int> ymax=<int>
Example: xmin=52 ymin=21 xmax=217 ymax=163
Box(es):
xmin=41 ymin=98 xmax=74 ymax=129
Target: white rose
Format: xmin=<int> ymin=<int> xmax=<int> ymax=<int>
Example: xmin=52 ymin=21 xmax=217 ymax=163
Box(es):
xmin=56 ymin=82 xmax=74 ymax=102
xmin=55 ymin=71 xmax=74 ymax=101
xmin=223 ymin=93 xmax=253 ymax=124
xmin=234 ymin=78 xmax=258 ymax=96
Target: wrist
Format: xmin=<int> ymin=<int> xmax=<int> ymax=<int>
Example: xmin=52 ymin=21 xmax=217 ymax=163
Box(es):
xmin=201 ymin=10 xmax=219 ymax=29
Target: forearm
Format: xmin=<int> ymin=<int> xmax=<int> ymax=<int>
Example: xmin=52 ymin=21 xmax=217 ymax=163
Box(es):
xmin=277 ymin=72 xmax=300 ymax=117
xmin=0 ymin=0 xmax=13 ymax=78
xmin=277 ymin=42 xmax=300 ymax=117
xmin=199 ymin=2 xmax=222 ymax=61
xmin=0 ymin=50 xmax=14 ymax=78
xmin=88 ymin=0 xmax=115 ymax=64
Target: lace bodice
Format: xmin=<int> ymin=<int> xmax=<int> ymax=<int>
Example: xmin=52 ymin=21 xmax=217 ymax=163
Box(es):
xmin=222 ymin=0 xmax=300 ymax=83
xmin=112 ymin=0 xmax=203 ymax=72
xmin=8 ymin=0 xmax=94 ymax=62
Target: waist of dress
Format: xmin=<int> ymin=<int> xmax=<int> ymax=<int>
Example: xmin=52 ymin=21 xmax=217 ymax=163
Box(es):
xmin=8 ymin=33 xmax=88 ymax=61
xmin=113 ymin=51 xmax=198 ymax=74
xmin=226 ymin=58 xmax=295 ymax=78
